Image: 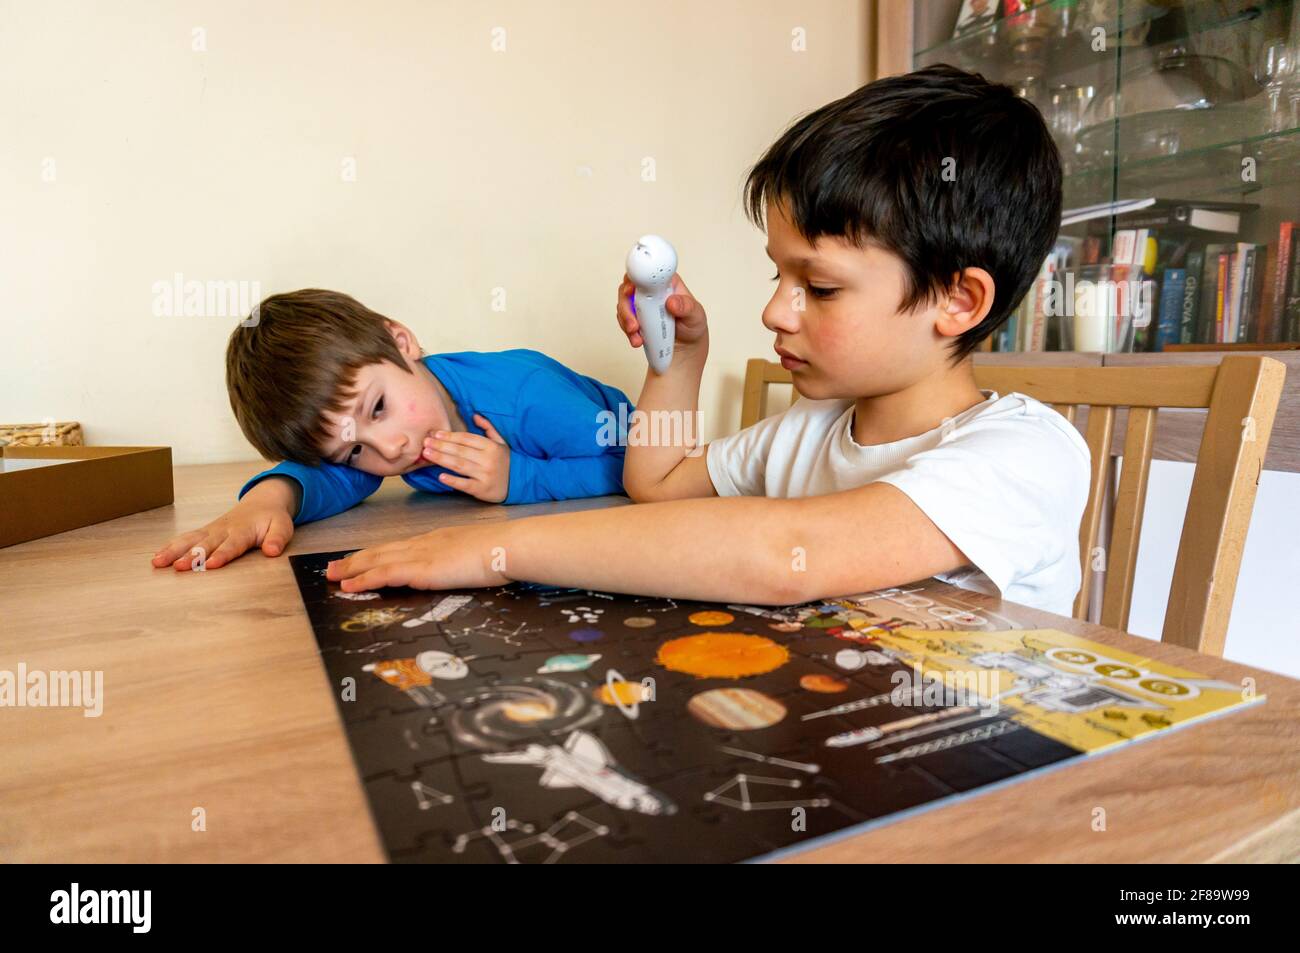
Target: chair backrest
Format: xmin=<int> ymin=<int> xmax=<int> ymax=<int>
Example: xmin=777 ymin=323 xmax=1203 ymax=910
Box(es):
xmin=739 ymin=355 xmax=1286 ymax=656
xmin=741 ymin=358 xmax=802 ymax=429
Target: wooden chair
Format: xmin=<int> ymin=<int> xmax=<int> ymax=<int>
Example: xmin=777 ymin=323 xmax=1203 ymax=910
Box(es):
xmin=739 ymin=355 xmax=1287 ymax=656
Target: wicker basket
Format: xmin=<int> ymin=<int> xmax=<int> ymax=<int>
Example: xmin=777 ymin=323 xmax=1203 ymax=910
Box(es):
xmin=0 ymin=421 xmax=84 ymax=447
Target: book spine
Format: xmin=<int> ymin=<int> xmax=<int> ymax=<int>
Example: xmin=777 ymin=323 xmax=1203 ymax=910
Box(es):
xmin=1215 ymin=252 xmax=1228 ymax=343
xmin=1199 ymin=245 xmax=1224 ymax=343
xmin=1250 ymin=246 xmax=1269 ymax=343
xmin=1112 ymin=229 xmax=1136 ymax=265
xmin=1157 ymin=268 xmax=1186 ymax=350
xmin=1000 ymin=296 xmax=1020 ymax=350
xmin=1238 ymin=246 xmax=1257 ymax=343
xmin=1028 ymin=282 xmax=1046 ymax=351
xmin=1287 ymin=236 xmax=1300 ymax=341
xmin=1181 ymin=248 xmax=1203 ymax=344
xmin=1271 ymin=222 xmax=1296 ymax=344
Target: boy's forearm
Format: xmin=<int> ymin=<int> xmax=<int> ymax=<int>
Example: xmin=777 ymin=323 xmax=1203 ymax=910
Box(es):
xmin=498 ymin=493 xmax=807 ymax=605
xmin=622 ymin=341 xmax=709 ymax=497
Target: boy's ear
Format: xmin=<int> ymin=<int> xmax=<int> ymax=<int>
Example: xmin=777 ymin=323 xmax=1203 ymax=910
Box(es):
xmin=934 ymin=267 xmax=995 ymax=338
xmin=385 ymin=320 xmax=421 ymax=359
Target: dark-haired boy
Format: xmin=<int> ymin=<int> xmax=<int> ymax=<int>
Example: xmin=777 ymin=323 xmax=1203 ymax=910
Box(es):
xmin=152 ymin=290 xmax=633 ymax=571
xmin=326 ymin=65 xmax=1091 ymax=615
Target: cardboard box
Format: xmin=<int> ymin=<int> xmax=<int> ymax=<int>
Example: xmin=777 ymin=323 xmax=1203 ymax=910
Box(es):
xmin=0 ymin=446 xmax=173 ymax=548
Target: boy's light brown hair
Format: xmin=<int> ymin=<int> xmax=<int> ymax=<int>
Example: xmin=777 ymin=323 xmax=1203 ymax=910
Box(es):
xmin=226 ymin=289 xmax=412 ymax=465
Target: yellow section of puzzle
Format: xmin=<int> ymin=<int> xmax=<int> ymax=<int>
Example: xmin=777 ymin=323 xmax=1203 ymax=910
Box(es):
xmin=872 ymin=628 xmax=1264 ymax=754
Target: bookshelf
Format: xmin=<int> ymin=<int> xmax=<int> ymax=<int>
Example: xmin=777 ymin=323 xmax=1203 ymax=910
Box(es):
xmin=907 ymin=0 xmax=1300 ymax=354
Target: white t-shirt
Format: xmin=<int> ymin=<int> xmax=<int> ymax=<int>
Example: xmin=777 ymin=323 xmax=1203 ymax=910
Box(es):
xmin=706 ymin=391 xmax=1091 ymax=615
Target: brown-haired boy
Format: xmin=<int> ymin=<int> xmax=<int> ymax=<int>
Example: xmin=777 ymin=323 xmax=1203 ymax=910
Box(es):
xmin=152 ymin=289 xmax=634 ymax=571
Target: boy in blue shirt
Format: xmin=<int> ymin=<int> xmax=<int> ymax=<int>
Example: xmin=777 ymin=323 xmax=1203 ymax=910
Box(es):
xmin=323 ymin=66 xmax=1091 ymax=615
xmin=152 ymin=289 xmax=632 ymax=571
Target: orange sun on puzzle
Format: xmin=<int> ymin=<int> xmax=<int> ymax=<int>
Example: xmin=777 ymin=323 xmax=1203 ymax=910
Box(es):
xmin=656 ymin=632 xmax=790 ymax=679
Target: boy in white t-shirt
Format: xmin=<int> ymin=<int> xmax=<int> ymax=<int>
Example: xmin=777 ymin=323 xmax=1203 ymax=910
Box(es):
xmin=326 ymin=65 xmax=1091 ymax=615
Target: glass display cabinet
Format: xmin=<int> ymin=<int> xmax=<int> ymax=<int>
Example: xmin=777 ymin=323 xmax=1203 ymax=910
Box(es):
xmin=910 ymin=0 xmax=1300 ymax=354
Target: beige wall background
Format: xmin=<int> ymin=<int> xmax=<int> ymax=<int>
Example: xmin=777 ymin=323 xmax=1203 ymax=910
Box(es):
xmin=1 ymin=0 xmax=871 ymax=464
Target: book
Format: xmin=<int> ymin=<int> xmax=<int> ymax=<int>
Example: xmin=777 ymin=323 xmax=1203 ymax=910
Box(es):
xmin=1156 ymin=268 xmax=1186 ymax=350
xmin=1156 ymin=233 xmax=1196 ymax=269
xmin=1268 ymin=222 xmax=1297 ymax=344
xmin=1138 ymin=232 xmax=1157 ymax=272
xmin=1228 ymin=245 xmax=1249 ymax=342
xmin=1111 ymin=204 xmax=1249 ymax=234
xmin=998 ymin=296 xmax=1022 ymax=351
xmin=1250 ymin=246 xmax=1269 ymax=342
xmin=1061 ymin=198 xmax=1256 ymax=230
xmin=1200 ymin=243 xmax=1230 ymax=343
xmin=1124 ymin=231 xmax=1157 ymax=350
xmin=1027 ymin=271 xmax=1048 ymax=351
xmin=1112 ymin=229 xmax=1137 ymax=264
xmin=1257 ymin=241 xmax=1278 ymax=344
xmin=1286 ymin=234 xmax=1300 ymax=341
xmin=1216 ymin=250 xmax=1230 ymax=344
xmin=1238 ymin=244 xmax=1266 ymax=343
xmin=1181 ymin=247 xmax=1204 ymax=344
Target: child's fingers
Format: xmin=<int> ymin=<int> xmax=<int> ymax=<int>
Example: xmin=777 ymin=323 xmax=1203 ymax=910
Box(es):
xmin=152 ymin=531 xmax=203 ymax=567
xmin=437 ymin=454 xmax=486 ymax=481
xmin=172 ymin=529 xmax=226 ymax=571
xmin=429 ymin=430 xmax=489 ymax=450
xmin=667 ymin=290 xmax=698 ymax=317
xmin=616 ymin=280 xmax=641 ymax=344
xmin=422 ymin=442 xmax=479 ymax=472
xmin=474 ymin=413 xmax=507 ymax=445
xmin=260 ymin=514 xmax=293 ymax=556
xmin=204 ymin=531 xmax=253 ymax=570
xmin=617 ymin=294 xmax=638 ymax=332
xmin=438 ymin=472 xmax=474 ymax=492
xmin=340 ymin=562 xmax=423 ymax=593
xmin=152 ymin=527 xmax=210 ymax=564
xmin=328 ymin=542 xmax=406 ymax=579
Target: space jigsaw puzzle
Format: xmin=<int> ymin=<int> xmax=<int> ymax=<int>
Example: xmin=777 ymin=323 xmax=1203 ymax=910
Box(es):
xmin=291 ymin=550 xmax=1263 ymax=864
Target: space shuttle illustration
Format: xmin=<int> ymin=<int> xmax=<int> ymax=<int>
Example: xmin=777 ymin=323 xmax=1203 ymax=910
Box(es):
xmin=484 ymin=730 xmax=677 ymax=816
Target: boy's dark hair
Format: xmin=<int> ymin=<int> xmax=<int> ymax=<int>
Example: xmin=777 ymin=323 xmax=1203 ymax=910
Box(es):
xmin=226 ymin=289 xmax=412 ymax=464
xmin=743 ymin=64 xmax=1062 ymax=361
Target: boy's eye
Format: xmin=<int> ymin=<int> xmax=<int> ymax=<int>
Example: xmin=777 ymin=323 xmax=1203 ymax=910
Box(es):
xmin=772 ymin=272 xmax=836 ymax=299
xmin=373 ymin=396 xmax=384 ymax=417
xmin=348 ymin=444 xmax=362 ymax=459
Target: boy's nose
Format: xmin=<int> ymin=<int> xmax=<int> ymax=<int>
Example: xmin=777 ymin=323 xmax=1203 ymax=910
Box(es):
xmin=762 ymin=291 xmax=802 ymax=335
xmin=382 ymin=435 xmax=408 ymax=462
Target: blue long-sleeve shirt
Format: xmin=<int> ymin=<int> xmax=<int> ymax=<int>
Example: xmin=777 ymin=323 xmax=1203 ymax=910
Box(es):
xmin=238 ymin=349 xmax=634 ymax=523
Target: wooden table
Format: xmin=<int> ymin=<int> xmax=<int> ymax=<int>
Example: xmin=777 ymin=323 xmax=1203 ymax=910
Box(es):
xmin=1 ymin=461 xmax=1296 ymax=863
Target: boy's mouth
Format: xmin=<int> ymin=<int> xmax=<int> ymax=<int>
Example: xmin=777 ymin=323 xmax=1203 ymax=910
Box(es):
xmin=774 ymin=345 xmax=807 ymax=370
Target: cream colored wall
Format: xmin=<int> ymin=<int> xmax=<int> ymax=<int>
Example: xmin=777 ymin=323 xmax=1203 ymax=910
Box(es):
xmin=1 ymin=0 xmax=871 ymax=464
